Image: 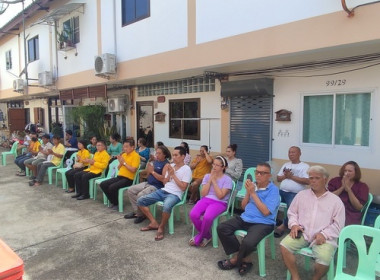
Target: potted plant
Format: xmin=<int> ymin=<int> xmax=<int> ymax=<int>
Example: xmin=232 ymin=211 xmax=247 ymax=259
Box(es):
xmin=57 ymin=28 xmax=73 ymax=49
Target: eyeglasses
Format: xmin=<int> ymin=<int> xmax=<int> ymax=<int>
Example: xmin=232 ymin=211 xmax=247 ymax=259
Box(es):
xmin=255 ymin=170 xmax=270 ymax=176
xmin=212 ymin=163 xmax=223 ymax=167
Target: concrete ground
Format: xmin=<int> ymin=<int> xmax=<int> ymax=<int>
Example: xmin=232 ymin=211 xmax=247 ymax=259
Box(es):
xmin=0 ymin=149 xmax=356 ymax=280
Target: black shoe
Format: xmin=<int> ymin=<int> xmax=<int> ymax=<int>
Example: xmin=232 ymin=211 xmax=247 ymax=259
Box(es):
xmin=134 ymin=216 xmax=146 ymax=224
xmin=29 ymin=176 xmax=36 ymax=180
xmin=29 ymin=180 xmax=36 ymax=186
xmin=77 ymin=195 xmax=90 ymax=200
xmin=124 ymin=212 xmax=137 ymax=219
xmin=71 ymin=194 xmax=81 ymax=198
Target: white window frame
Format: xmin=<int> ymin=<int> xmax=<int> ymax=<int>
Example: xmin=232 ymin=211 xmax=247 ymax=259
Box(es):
xmin=5 ymin=50 xmax=12 ymax=70
xmin=301 ymin=89 xmax=373 ymax=150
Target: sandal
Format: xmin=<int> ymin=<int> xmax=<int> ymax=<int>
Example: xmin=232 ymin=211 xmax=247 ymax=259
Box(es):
xmin=217 ymin=259 xmax=236 ymax=270
xmin=155 ymin=231 xmax=164 ymax=241
xmin=238 ymin=262 xmax=253 ymax=276
xmin=200 ymin=238 xmax=211 ymax=247
xmin=188 ymin=237 xmax=196 ymax=246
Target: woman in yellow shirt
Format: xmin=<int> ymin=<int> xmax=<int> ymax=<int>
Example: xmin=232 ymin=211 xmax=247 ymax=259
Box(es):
xmin=101 ymin=138 xmax=140 ymax=210
xmin=71 ymin=140 xmax=110 ymax=200
xmin=65 ymin=140 xmax=91 ymax=193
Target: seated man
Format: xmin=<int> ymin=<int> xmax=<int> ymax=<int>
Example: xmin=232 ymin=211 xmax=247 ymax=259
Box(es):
xmin=136 ymin=146 xmax=192 ymax=241
xmin=124 ymin=145 xmax=171 ymax=223
xmin=71 ymin=140 xmax=110 ymax=200
xmin=15 ymin=133 xmax=40 ymax=176
xmin=280 ymin=165 xmax=345 ymax=280
xmin=25 ymin=134 xmax=53 ymax=179
xmin=217 ymin=162 xmax=280 ymax=276
xmin=30 ymin=135 xmax=65 ymax=187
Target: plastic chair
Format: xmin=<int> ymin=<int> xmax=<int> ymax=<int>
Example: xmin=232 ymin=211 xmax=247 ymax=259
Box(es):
xmin=117 ymin=166 xmax=141 ymax=212
xmin=375 ymin=215 xmax=380 ymax=277
xmin=93 ymin=159 xmax=120 ymax=201
xmin=286 ymin=247 xmax=335 ymax=280
xmin=191 ymin=181 xmax=236 ymax=248
xmin=235 ymin=230 xmax=276 ymax=277
xmin=152 ymin=184 xmax=190 ymax=234
xmin=47 ymin=150 xmax=67 ymax=185
xmin=55 ymin=152 xmax=77 ymax=189
xmin=1 ymin=141 xmax=19 ymax=166
xmin=335 ymin=225 xmax=380 ymax=280
xmin=234 ymin=167 xmax=256 ymax=212
xmin=343 ymin=193 xmax=373 ymax=268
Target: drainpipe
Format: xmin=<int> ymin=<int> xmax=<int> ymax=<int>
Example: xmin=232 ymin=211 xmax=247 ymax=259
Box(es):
xmin=22 ymin=0 xmax=28 ymax=95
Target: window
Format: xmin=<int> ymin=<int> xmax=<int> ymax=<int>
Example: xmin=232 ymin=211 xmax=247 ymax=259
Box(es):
xmin=62 ymin=16 xmax=80 ymax=44
xmin=5 ymin=50 xmax=12 ymax=70
xmin=28 ymin=36 xmax=39 ymax=62
xmin=303 ymin=92 xmax=371 ymax=146
xmin=122 ymin=0 xmax=150 ymax=26
xmin=169 ymin=99 xmax=200 ymax=140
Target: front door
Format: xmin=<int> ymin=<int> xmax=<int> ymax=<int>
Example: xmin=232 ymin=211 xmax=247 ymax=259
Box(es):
xmin=136 ymin=101 xmax=154 ymax=147
xmin=8 ymin=108 xmax=26 ymax=133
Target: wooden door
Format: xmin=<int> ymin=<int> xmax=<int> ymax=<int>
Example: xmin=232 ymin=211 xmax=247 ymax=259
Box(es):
xmin=8 ymin=108 xmax=26 ymax=133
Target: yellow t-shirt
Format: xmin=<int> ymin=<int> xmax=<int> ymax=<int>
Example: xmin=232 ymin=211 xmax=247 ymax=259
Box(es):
xmin=118 ymin=150 xmax=140 ymax=180
xmin=77 ymin=149 xmax=91 ymax=166
xmin=51 ymin=143 xmax=65 ymax=166
xmin=30 ymin=141 xmax=40 ymax=153
xmin=192 ymin=157 xmax=212 ymax=179
xmin=84 ymin=150 xmax=110 ymax=174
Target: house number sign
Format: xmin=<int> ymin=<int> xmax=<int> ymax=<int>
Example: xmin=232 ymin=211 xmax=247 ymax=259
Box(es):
xmin=326 ymin=79 xmax=346 ymax=86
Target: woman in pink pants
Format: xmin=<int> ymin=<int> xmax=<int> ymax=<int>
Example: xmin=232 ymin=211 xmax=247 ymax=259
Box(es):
xmin=189 ymin=156 xmax=233 ymax=247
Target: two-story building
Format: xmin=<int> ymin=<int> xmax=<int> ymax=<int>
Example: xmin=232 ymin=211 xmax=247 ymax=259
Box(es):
xmin=1 ymin=0 xmax=380 ymax=195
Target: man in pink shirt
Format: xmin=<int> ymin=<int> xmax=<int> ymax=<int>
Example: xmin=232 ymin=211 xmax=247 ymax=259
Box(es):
xmin=280 ymin=165 xmax=345 ymax=280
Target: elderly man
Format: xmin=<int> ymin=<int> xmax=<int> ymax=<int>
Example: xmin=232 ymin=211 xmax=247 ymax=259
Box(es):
xmin=217 ymin=162 xmax=280 ymax=276
xmin=280 ymin=165 xmax=345 ymax=280
xmin=137 ymin=146 xmax=192 ymax=241
xmin=275 ymin=146 xmax=309 ymax=238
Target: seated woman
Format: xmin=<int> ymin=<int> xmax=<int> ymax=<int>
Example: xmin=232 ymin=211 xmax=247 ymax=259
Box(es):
xmin=100 ymin=138 xmax=140 ymax=210
xmin=71 ymin=140 xmax=110 ymax=200
xmin=87 ymin=136 xmax=97 ymax=154
xmin=181 ymin=141 xmax=191 ymax=165
xmin=328 ymin=160 xmax=369 ymax=225
xmin=189 ymin=156 xmax=233 ymax=247
xmin=105 ymin=133 xmax=122 ymax=175
xmin=188 ymin=145 xmax=213 ymax=204
xmin=225 ymin=144 xmax=243 ymax=182
xmin=65 ymin=140 xmax=91 ymax=193
xmin=136 ymin=137 xmax=150 ymax=169
xmin=149 ymin=141 xmax=164 ymax=162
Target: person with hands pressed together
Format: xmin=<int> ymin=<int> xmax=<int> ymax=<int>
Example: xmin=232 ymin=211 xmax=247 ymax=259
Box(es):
xmin=327 ymin=161 xmax=369 ymax=225
xmin=275 ymin=146 xmax=309 ymax=238
xmin=188 ymin=145 xmax=213 ymax=204
xmin=71 ymin=140 xmax=110 ymax=200
xmin=280 ymin=165 xmax=345 ymax=280
xmin=125 ymin=145 xmax=171 ymax=224
xmin=136 ymin=146 xmax=192 ymax=241
xmin=25 ymin=134 xmax=53 ymax=179
xmin=189 ymin=156 xmax=233 ymax=247
xmin=100 ymin=139 xmax=140 ymax=210
xmin=217 ymin=163 xmax=280 ymax=276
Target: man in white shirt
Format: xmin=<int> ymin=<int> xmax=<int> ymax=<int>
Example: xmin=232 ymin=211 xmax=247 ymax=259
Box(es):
xmin=275 ymin=146 xmax=309 ymax=238
xmin=137 ymin=146 xmax=192 ymax=241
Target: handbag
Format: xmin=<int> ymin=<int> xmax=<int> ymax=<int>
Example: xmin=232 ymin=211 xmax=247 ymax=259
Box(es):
xmin=73 ymin=162 xmax=84 ymax=169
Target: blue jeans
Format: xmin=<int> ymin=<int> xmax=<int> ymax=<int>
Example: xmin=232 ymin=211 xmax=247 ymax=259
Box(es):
xmin=137 ymin=189 xmax=180 ymax=213
xmin=15 ymin=154 xmax=32 ymax=171
xmin=280 ymin=190 xmax=297 ymax=228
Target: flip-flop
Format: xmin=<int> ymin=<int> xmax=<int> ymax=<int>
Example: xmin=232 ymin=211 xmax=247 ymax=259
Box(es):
xmin=274 ymin=230 xmax=284 ymax=238
xmin=238 ymin=262 xmax=253 ymax=276
xmin=200 ymin=238 xmax=211 ymax=247
xmin=140 ymin=225 xmax=159 ymax=231
xmin=155 ymin=232 xmax=164 ymax=241
xmin=188 ymin=237 xmax=196 ymax=246
xmin=217 ymin=259 xmax=236 ymax=270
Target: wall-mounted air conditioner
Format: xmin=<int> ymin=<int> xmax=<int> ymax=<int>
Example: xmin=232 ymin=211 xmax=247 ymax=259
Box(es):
xmin=107 ymin=97 xmax=128 ymax=113
xmin=13 ymin=79 xmax=24 ymax=92
xmin=94 ymin=53 xmax=116 ymax=75
xmin=38 ymin=71 xmax=53 ymax=86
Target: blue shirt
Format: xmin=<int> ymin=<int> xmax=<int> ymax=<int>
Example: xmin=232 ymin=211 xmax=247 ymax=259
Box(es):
xmin=68 ymin=137 xmax=78 ymax=149
xmin=147 ymin=159 xmax=169 ymax=189
xmin=241 ymin=182 xmax=280 ymax=225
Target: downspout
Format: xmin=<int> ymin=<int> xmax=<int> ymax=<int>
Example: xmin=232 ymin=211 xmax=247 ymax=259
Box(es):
xmin=22 ymin=0 xmax=28 ymax=95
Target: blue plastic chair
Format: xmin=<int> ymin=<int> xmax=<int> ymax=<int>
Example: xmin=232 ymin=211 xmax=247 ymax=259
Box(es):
xmin=335 ymin=225 xmax=380 ymax=280
xmin=1 ymin=141 xmax=19 ymax=166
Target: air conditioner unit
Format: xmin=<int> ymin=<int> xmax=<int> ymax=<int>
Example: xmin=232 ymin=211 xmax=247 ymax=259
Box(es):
xmin=13 ymin=79 xmax=24 ymax=92
xmin=38 ymin=71 xmax=53 ymax=86
xmin=107 ymin=97 xmax=127 ymax=113
xmin=94 ymin=53 xmax=116 ymax=75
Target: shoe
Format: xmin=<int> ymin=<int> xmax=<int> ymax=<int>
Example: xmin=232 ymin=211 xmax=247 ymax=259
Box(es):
xmin=134 ymin=216 xmax=146 ymax=224
xmin=29 ymin=180 xmax=36 ymax=186
xmin=77 ymin=195 xmax=90 ymax=200
xmin=217 ymin=259 xmax=236 ymax=270
xmin=16 ymin=172 xmax=26 ymax=176
xmin=124 ymin=212 xmax=137 ymax=219
xmin=65 ymin=189 xmax=75 ymax=193
xmin=238 ymin=262 xmax=253 ymax=276
xmin=71 ymin=194 xmax=81 ymax=198
xmin=111 ymin=205 xmax=118 ymax=210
